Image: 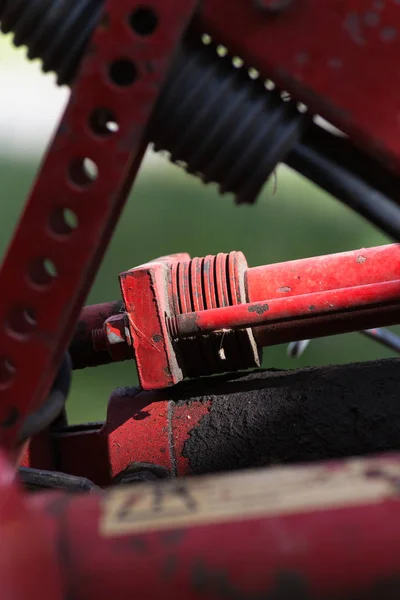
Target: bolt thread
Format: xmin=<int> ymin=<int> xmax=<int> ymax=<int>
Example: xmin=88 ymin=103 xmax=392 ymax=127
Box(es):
xmin=166 ymin=316 xmax=179 ymax=340
xmin=169 ymin=253 xmax=261 ymax=378
xmin=149 ymin=39 xmax=307 ymax=204
xmin=0 ymin=0 xmax=103 ymax=85
xmin=92 ymin=327 xmax=107 ymax=352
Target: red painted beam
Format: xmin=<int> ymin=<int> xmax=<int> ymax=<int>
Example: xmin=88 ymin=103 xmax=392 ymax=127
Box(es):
xmin=24 ymin=452 xmax=400 ymax=600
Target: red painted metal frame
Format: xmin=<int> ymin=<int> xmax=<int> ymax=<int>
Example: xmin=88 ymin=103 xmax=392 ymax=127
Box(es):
xmin=6 ymin=451 xmax=400 ymax=599
xmin=0 ymin=0 xmax=198 ymax=448
xmin=199 ymin=0 xmax=400 ymax=174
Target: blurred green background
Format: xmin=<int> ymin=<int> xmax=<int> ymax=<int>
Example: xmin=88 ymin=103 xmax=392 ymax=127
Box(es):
xmin=0 ymin=36 xmax=394 ymax=424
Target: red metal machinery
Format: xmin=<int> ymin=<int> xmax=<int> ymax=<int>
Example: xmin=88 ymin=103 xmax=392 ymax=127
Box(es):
xmin=2 ymin=0 xmax=400 ymax=597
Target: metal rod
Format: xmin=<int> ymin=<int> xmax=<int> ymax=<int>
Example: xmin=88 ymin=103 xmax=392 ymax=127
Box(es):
xmin=362 ymin=328 xmax=400 ymax=353
xmin=168 ymin=280 xmax=400 ymax=339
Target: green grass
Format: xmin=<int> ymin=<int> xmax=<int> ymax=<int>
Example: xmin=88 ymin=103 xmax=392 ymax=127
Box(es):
xmin=0 ymin=157 xmax=393 ymax=423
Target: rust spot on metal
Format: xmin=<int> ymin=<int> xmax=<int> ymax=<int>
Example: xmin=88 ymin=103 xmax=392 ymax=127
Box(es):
xmin=357 ymin=255 xmax=367 ymax=263
xmin=1 ymin=406 xmax=19 ymax=429
xmin=248 ymin=304 xmax=269 ymax=315
xmin=153 ymin=334 xmax=163 ymax=343
xmin=277 ymin=286 xmax=292 ymax=294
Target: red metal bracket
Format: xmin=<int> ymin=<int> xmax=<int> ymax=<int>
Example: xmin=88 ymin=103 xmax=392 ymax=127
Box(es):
xmin=0 ymin=0 xmax=198 ymax=448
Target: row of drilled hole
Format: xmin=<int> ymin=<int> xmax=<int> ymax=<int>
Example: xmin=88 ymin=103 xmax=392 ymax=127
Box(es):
xmin=0 ymin=7 xmax=159 ymax=386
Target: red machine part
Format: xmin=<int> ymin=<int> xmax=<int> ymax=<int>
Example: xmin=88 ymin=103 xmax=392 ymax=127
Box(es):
xmin=88 ymin=243 xmax=400 ymax=390
xmin=5 ymin=450 xmax=400 ymax=599
xmin=23 ymin=358 xmax=400 ymax=486
xmin=0 ymin=0 xmax=198 ymax=450
xmin=0 ymin=0 xmax=399 ymax=448
xmin=1 ymin=0 xmax=400 ymax=595
xmin=199 ymin=0 xmax=400 ymax=174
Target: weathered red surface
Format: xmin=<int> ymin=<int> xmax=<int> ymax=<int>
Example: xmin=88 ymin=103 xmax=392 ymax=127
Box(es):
xmin=17 ymin=452 xmax=400 ymax=599
xmin=199 ymin=0 xmax=400 ymax=174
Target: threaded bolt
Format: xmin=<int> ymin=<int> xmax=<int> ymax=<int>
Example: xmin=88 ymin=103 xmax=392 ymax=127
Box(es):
xmin=166 ymin=316 xmax=179 ymax=340
xmin=0 ymin=0 xmax=104 ymax=85
xmin=92 ymin=327 xmax=107 ymax=352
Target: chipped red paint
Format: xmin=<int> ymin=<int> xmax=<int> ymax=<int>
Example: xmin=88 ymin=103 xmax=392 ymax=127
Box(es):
xmin=119 ymin=255 xmax=190 ymax=390
xmin=171 ymin=400 xmax=212 ymax=476
xmin=101 ymin=389 xmax=172 ymax=480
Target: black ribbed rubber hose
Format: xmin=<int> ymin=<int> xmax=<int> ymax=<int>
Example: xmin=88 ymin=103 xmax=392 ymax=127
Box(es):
xmin=1 ymin=0 xmax=400 ymax=235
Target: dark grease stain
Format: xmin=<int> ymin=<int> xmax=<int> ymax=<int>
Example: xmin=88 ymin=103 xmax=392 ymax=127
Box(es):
xmin=1 ymin=406 xmax=19 ymax=428
xmin=248 ymin=304 xmax=269 ymax=315
xmin=153 ymin=334 xmax=163 ymax=343
xmin=308 ymin=305 xmax=315 ymax=311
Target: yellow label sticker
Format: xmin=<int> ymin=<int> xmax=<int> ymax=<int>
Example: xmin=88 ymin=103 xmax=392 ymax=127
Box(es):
xmin=100 ymin=457 xmax=399 ymax=537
